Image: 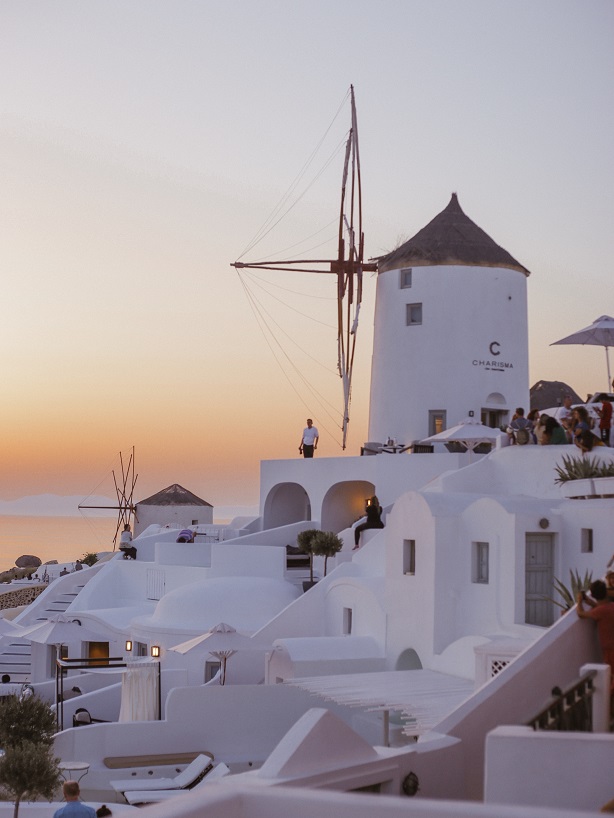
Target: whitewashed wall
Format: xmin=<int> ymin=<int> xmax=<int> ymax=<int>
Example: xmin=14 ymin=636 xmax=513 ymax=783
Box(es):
xmin=368 ymin=264 xmax=529 ymax=444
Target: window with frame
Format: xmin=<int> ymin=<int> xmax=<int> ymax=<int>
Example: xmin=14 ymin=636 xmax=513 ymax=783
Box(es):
xmin=406 ymin=303 xmax=422 ymax=325
xmin=343 ymin=607 xmax=353 ymax=635
xmin=472 ymin=541 xmax=489 ymax=583
xmin=429 ymin=410 xmax=446 ymax=436
xmin=403 ymin=539 xmax=416 ymax=575
xmin=400 ymin=268 xmax=412 ymax=288
xmin=204 ymin=660 xmax=222 ymax=683
xmin=581 ymin=528 xmax=593 ymax=553
xmin=135 ymin=641 xmax=148 ymax=657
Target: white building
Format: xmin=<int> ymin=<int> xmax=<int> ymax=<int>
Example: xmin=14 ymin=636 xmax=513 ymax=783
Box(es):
xmin=134 ymin=483 xmax=213 ymax=535
xmin=368 ymin=194 xmax=530 ymax=445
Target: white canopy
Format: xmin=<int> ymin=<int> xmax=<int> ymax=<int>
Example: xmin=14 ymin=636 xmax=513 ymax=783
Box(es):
xmin=423 ymin=417 xmax=504 ymax=456
xmin=285 ymin=669 xmax=473 ymax=737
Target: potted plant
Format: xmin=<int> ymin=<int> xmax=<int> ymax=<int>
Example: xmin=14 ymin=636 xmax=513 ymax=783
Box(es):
xmin=296 ymin=529 xmax=320 ymax=590
xmin=554 ymin=455 xmax=614 ymax=498
xmin=312 ymin=531 xmax=344 ymax=577
xmin=543 ymin=569 xmax=593 ymax=612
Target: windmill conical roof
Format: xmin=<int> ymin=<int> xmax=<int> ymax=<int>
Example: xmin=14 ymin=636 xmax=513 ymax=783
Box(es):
xmin=137 ymin=483 xmax=212 ymax=507
xmin=377 ymin=193 xmax=529 ymax=275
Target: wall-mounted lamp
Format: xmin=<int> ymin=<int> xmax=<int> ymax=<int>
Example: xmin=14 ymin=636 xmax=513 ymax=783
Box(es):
xmin=468 ymin=410 xmax=475 ymax=418
xmin=125 ymin=640 xmax=132 ymax=652
xmin=151 ymin=645 xmax=160 ymax=658
xmin=539 ymin=518 xmax=550 ymax=530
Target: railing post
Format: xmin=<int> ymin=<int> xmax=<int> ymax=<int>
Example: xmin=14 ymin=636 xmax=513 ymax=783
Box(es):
xmin=580 ymin=663 xmax=611 ymax=732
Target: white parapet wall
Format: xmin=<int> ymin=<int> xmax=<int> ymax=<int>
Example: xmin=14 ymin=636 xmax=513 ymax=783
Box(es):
xmin=484 ymin=724 xmax=614 ymax=812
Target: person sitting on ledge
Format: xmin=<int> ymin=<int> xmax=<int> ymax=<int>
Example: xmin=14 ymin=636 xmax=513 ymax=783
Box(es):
xmin=118 ymin=524 xmax=137 ymax=559
xmin=176 ymin=529 xmax=195 ymax=543
xmin=353 ymin=495 xmax=385 ymax=550
xmin=575 ymin=428 xmax=605 ymax=454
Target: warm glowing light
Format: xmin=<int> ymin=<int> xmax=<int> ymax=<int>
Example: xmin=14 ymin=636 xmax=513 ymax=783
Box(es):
xmin=151 ymin=645 xmax=160 ymax=658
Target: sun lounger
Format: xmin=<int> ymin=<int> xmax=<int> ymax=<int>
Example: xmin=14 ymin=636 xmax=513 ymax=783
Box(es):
xmin=123 ymin=763 xmax=231 ymax=804
xmin=110 ymin=753 xmax=213 ymax=794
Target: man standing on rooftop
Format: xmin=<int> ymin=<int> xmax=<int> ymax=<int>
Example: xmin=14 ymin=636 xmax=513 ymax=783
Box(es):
xmin=299 ymin=419 xmax=319 ymax=458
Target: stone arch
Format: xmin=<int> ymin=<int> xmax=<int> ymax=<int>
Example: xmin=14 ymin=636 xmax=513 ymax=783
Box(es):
xmin=263 ymin=483 xmax=311 ymax=529
xmin=395 ymin=648 xmax=423 ymax=670
xmin=321 ymin=480 xmax=375 ymax=533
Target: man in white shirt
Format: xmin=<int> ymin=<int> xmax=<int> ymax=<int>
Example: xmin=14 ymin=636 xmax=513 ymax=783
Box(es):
xmin=555 ymin=395 xmax=573 ymax=440
xmin=299 ymin=419 xmax=319 ymax=458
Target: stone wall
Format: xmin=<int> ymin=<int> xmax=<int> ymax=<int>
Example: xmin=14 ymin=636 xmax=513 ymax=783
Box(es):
xmin=0 ymin=584 xmax=46 ymax=611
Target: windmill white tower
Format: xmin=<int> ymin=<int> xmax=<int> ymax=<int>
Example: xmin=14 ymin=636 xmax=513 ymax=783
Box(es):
xmin=367 ymin=194 xmax=530 ymax=447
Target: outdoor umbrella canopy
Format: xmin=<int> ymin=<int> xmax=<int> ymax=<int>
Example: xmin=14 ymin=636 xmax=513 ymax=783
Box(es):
xmin=422 ymin=417 xmax=504 ymax=453
xmin=170 ymin=622 xmax=269 ymax=685
xmin=17 ymin=613 xmax=112 ymax=645
xmin=551 ymin=315 xmax=614 ymax=392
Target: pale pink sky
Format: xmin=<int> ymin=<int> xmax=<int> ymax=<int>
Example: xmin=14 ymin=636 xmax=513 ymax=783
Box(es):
xmin=1 ymin=1 xmax=612 ymax=508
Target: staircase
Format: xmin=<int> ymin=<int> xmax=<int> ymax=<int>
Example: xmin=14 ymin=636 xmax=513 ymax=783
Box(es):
xmin=0 ymin=565 xmax=102 ymax=683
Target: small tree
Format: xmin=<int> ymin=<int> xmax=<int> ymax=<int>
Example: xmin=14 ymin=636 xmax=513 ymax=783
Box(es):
xmin=81 ymin=552 xmax=99 ymax=567
xmin=312 ymin=531 xmax=344 ymax=577
xmin=0 ymin=694 xmax=56 ymax=750
xmin=0 ymin=741 xmax=60 ymax=818
xmin=296 ymin=529 xmax=320 ymax=583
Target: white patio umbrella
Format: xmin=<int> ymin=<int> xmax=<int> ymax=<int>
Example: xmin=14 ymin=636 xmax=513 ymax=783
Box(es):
xmin=551 ymin=315 xmax=614 ymax=392
xmin=170 ymin=622 xmax=269 ymax=685
xmin=17 ymin=614 xmax=112 ymax=646
xmin=422 ymin=417 xmax=504 ymax=459
xmin=17 ymin=615 xmax=117 ymax=729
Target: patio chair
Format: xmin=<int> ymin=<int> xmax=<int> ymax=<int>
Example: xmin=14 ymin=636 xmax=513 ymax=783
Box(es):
xmin=110 ymin=753 xmax=214 ymax=795
xmin=124 ymin=762 xmax=230 ymax=804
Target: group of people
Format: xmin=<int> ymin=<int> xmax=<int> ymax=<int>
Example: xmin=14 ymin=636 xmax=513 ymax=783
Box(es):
xmin=506 ymin=395 xmax=612 ymax=450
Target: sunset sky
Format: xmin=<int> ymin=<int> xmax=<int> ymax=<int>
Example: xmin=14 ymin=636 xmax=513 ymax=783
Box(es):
xmin=1 ymin=1 xmax=613 ymax=511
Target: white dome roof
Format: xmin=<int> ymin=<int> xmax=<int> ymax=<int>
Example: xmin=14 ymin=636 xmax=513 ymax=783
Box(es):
xmin=141 ymin=576 xmax=300 ymax=633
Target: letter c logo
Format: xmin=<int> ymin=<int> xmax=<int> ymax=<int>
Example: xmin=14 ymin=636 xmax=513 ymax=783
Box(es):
xmin=489 ymin=341 xmax=501 ymax=356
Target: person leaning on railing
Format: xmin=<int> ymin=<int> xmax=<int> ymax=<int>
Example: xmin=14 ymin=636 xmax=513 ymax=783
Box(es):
xmin=576 ymin=580 xmax=614 ymax=698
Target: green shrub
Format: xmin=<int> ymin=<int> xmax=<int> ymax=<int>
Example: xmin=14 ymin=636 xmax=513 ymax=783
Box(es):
xmin=296 ymin=529 xmax=320 ymax=583
xmin=312 ymin=531 xmax=344 ymax=576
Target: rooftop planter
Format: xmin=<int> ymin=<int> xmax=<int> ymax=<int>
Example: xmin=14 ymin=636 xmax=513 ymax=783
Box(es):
xmin=555 ymin=455 xmax=614 ymax=498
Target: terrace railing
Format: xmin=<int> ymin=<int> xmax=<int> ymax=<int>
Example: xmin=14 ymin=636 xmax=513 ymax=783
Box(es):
xmin=527 ymin=670 xmax=596 ymax=732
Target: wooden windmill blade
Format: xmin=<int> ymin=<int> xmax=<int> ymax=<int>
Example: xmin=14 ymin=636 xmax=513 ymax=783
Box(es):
xmin=231 ymin=86 xmax=375 ymax=450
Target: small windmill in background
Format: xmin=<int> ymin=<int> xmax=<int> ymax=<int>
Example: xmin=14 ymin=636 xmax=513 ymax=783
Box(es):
xmin=79 ymin=447 xmax=138 ymax=548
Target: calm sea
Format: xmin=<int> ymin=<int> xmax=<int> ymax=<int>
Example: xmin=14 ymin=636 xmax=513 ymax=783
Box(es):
xmin=0 ymin=515 xmax=119 ymax=571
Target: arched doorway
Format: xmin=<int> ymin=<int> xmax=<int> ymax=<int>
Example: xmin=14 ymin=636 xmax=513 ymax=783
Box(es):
xmin=321 ymin=481 xmax=375 ymax=533
xmin=395 ymin=648 xmax=422 ymax=670
xmin=482 ymin=392 xmax=508 ymax=429
xmin=263 ymin=483 xmax=311 ymax=529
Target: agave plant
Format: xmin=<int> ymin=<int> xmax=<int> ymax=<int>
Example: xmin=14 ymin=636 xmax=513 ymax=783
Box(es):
xmin=554 ymin=454 xmax=614 ymax=484
xmin=554 ymin=455 xmax=601 ymax=484
xmin=596 ymin=461 xmax=614 ymax=478
xmin=544 ymin=568 xmax=593 ymax=611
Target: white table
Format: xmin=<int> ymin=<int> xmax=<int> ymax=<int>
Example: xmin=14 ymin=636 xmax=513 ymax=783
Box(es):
xmin=58 ymin=761 xmax=90 ymax=785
